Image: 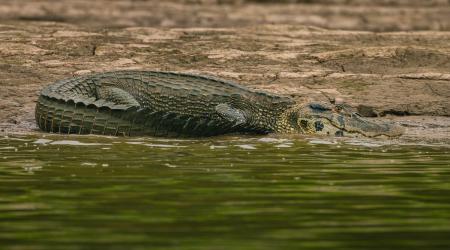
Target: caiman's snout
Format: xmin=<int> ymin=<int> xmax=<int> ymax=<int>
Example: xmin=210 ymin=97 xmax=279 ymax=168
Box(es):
xmin=337 ymin=112 xmax=404 ymax=137
xmin=296 ymin=103 xmax=404 ymax=137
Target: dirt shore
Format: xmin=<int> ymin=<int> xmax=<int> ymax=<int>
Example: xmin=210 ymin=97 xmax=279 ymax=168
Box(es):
xmin=0 ymin=0 xmax=449 ymax=143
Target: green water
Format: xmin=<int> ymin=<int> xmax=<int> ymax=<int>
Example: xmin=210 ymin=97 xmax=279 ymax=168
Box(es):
xmin=0 ymin=134 xmax=449 ymax=250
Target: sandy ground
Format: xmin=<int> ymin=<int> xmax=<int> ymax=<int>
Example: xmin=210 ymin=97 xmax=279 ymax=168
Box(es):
xmin=0 ymin=0 xmax=449 ymax=143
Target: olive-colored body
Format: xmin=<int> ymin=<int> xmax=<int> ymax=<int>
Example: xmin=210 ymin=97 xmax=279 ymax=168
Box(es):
xmin=35 ymin=71 xmax=294 ymax=136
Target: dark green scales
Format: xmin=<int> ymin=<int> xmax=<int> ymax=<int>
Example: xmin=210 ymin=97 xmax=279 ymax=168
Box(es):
xmin=35 ymin=70 xmax=403 ymax=137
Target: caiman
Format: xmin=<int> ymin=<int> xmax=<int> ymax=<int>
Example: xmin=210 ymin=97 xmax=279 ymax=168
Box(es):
xmin=35 ymin=70 xmax=403 ymax=137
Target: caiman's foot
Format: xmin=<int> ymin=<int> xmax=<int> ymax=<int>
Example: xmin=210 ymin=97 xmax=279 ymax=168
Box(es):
xmin=294 ymin=102 xmax=404 ymax=137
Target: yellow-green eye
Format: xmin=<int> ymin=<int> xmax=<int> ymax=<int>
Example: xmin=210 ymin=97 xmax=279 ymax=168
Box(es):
xmin=314 ymin=120 xmax=324 ymax=131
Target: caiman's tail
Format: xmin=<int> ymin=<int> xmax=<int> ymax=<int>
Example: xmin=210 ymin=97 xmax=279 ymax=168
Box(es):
xmin=35 ymin=96 xmax=139 ymax=136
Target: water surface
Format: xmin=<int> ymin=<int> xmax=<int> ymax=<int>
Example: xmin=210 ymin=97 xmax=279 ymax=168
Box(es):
xmin=0 ymin=134 xmax=449 ymax=250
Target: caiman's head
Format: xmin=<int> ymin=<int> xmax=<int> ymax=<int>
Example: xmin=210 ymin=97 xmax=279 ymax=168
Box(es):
xmin=280 ymin=103 xmax=404 ymax=137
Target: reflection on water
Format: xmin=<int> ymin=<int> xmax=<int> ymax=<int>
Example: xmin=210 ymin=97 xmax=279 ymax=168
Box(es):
xmin=0 ymin=134 xmax=449 ymax=250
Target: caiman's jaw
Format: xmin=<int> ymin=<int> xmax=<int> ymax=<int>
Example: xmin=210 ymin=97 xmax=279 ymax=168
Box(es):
xmin=290 ymin=103 xmax=404 ymax=137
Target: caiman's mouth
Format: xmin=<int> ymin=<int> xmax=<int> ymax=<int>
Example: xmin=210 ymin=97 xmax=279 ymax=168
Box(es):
xmin=295 ymin=103 xmax=404 ymax=137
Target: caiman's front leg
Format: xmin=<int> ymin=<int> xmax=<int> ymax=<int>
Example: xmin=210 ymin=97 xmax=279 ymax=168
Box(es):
xmin=215 ymin=103 xmax=247 ymax=127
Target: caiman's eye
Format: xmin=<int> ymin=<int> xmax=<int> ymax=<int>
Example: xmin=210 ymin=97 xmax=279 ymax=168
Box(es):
xmin=309 ymin=103 xmax=331 ymax=112
xmin=314 ymin=121 xmax=324 ymax=131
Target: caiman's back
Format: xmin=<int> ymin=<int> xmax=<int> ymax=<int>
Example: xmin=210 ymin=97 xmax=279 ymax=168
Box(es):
xmin=35 ymin=71 xmax=294 ymax=137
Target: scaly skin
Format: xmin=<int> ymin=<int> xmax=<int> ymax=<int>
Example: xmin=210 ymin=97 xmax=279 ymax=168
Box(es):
xmin=35 ymin=70 xmax=403 ymax=137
